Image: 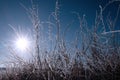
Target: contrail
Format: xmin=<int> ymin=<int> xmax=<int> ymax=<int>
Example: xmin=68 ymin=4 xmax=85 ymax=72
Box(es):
xmin=102 ymin=30 xmax=120 ymax=34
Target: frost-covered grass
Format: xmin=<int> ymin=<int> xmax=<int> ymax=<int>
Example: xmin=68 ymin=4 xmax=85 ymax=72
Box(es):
xmin=1 ymin=0 xmax=120 ymax=80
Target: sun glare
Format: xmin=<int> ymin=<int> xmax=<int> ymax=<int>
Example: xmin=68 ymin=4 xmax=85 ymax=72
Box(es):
xmin=15 ymin=37 xmax=29 ymax=51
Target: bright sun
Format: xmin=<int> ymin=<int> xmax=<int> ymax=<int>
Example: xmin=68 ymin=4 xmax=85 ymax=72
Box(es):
xmin=15 ymin=37 xmax=29 ymax=51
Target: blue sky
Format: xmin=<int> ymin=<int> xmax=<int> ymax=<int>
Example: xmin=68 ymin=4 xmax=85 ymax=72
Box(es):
xmin=0 ymin=0 xmax=120 ymax=63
